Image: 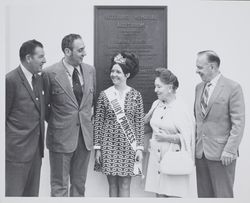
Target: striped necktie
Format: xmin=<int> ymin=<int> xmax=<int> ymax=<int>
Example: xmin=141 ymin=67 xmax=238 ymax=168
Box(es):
xmin=200 ymin=82 xmax=211 ymax=117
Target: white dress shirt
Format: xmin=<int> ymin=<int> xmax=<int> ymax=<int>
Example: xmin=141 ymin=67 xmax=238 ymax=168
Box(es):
xmin=207 ymin=73 xmax=221 ymax=103
xmin=63 ymin=59 xmax=84 ymax=88
xmin=20 ymin=63 xmax=33 ymax=90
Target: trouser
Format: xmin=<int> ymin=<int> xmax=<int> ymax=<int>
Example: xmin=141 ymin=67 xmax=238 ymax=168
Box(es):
xmin=49 ymin=131 xmax=91 ymax=197
xmin=196 ymin=154 xmax=236 ymax=198
xmin=6 ymin=145 xmax=42 ymax=196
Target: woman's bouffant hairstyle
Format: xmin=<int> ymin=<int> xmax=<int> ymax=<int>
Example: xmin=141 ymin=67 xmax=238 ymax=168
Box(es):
xmin=155 ymin=67 xmax=179 ymax=91
xmin=110 ymin=51 xmax=139 ymax=79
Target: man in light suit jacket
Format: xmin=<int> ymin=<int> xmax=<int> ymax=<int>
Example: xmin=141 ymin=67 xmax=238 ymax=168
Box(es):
xmin=194 ymin=50 xmax=245 ymax=197
xmin=6 ymin=40 xmax=46 ymax=196
xmin=43 ymin=34 xmax=96 ymax=196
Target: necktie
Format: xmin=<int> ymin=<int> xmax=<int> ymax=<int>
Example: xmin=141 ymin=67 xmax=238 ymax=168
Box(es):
xmin=32 ymin=74 xmax=40 ymax=101
xmin=72 ymin=68 xmax=83 ymax=105
xmin=200 ymin=82 xmax=211 ymax=117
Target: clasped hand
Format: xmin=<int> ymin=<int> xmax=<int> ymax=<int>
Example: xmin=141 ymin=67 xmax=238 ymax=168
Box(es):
xmin=220 ymin=151 xmax=236 ymax=166
xmin=135 ymin=149 xmax=143 ymax=162
xmin=95 ymin=149 xmax=102 ymax=164
xmin=154 ymin=128 xmax=170 ymax=142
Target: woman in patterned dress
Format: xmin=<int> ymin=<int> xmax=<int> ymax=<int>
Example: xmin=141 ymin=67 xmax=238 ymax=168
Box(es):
xmin=144 ymin=68 xmax=197 ymax=197
xmin=94 ymin=52 xmax=144 ymax=197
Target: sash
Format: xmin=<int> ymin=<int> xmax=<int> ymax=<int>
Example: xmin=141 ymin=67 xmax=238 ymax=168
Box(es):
xmin=104 ymin=86 xmax=137 ymax=151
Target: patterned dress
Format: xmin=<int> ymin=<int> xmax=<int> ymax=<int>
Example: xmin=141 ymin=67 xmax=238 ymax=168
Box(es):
xmin=94 ymin=86 xmax=144 ymax=176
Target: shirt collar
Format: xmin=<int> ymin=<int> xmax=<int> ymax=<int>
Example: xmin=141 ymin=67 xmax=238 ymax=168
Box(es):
xmin=209 ymin=73 xmax=221 ymax=87
xmin=20 ymin=63 xmax=33 ymax=79
xmin=63 ymin=58 xmax=80 ymax=77
xmin=159 ymin=96 xmax=177 ymax=108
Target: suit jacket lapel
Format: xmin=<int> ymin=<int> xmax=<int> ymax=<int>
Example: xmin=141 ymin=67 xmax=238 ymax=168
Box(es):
xmin=54 ymin=61 xmax=78 ymax=107
xmin=79 ymin=63 xmax=90 ymax=108
xmin=196 ymin=82 xmax=206 ymax=118
xmin=17 ymin=66 xmax=41 ymax=112
xmin=204 ymin=76 xmax=224 ymax=118
xmin=37 ymin=75 xmax=45 ymax=114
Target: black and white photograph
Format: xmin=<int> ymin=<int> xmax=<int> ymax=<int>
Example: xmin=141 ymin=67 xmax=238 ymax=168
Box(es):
xmin=1 ymin=0 xmax=250 ymax=202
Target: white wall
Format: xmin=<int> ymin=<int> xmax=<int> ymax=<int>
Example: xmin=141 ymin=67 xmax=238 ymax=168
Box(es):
xmin=1 ymin=0 xmax=250 ymax=200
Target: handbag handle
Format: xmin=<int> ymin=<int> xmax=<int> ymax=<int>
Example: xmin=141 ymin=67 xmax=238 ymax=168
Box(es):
xmin=167 ymin=136 xmax=188 ymax=152
xmin=168 ymin=133 xmax=189 ymax=152
xmin=179 ymin=134 xmax=189 ymax=152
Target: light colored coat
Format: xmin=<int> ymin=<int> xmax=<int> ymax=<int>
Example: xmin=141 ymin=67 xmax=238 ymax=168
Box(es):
xmin=194 ymin=75 xmax=245 ymax=161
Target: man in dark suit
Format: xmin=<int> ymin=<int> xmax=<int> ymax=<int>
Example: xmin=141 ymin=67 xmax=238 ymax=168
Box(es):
xmin=43 ymin=34 xmax=96 ymax=196
xmin=194 ymin=50 xmax=245 ymax=197
xmin=6 ymin=39 xmax=46 ymax=196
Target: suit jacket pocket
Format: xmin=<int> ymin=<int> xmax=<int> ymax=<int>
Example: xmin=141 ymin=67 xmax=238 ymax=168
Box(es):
xmin=210 ymin=98 xmax=228 ymax=119
xmin=52 ymin=88 xmax=64 ymax=95
xmin=214 ymin=97 xmax=227 ymax=104
xmin=51 ymin=87 xmax=66 ymax=104
xmin=215 ymin=137 xmax=228 ymax=144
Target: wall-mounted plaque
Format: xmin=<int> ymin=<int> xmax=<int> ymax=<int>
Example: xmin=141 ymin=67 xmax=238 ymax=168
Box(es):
xmin=94 ymin=6 xmax=167 ymax=112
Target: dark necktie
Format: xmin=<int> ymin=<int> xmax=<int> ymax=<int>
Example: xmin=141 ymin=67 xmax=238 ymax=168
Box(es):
xmin=200 ymin=82 xmax=211 ymax=117
xmin=72 ymin=68 xmax=83 ymax=105
xmin=32 ymin=74 xmax=40 ymax=101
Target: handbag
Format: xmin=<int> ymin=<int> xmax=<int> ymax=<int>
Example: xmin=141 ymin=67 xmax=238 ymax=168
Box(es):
xmin=160 ymin=135 xmax=194 ymax=175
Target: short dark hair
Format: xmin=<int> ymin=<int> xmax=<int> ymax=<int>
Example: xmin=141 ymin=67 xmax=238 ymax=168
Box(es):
xmin=198 ymin=50 xmax=221 ymax=67
xmin=61 ymin=34 xmax=82 ymax=53
xmin=155 ymin=67 xmax=179 ymax=91
xmin=110 ymin=51 xmax=139 ymax=79
xmin=19 ymin=39 xmax=43 ymax=61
